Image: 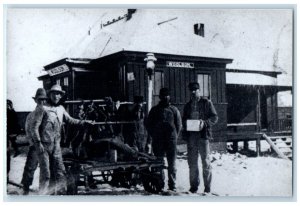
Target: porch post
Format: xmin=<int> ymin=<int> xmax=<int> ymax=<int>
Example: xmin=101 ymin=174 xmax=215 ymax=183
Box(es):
xmin=256 ymin=88 xmax=261 ymax=132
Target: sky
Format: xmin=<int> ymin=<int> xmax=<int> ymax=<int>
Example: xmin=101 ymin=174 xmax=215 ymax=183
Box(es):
xmin=5 ymin=7 xmax=293 ymax=111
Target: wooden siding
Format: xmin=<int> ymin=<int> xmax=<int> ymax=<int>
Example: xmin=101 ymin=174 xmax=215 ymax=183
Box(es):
xmin=40 ymin=51 xmax=232 ymax=145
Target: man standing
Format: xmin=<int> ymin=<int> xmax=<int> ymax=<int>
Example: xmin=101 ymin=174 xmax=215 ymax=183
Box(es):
xmin=146 ymin=88 xmax=182 ymax=192
xmin=119 ymin=95 xmax=146 ymax=152
xmin=31 ymin=85 xmax=90 ymax=195
xmin=7 ymin=99 xmax=21 ymax=182
xmin=182 ymin=82 xmax=218 ymax=194
xmin=21 ymin=88 xmax=48 ymax=195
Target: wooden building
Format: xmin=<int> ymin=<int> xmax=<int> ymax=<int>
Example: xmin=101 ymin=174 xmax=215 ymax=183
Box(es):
xmin=38 ymin=50 xmax=292 ymax=151
xmin=38 ymin=50 xmax=232 ymax=145
xmin=226 ymin=69 xmax=292 ymax=133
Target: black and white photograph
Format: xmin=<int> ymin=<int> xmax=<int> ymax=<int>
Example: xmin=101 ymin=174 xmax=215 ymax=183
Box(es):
xmin=3 ymin=4 xmax=295 ymax=201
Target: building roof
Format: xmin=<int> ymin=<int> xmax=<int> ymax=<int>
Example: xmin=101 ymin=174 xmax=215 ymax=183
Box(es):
xmin=45 ymin=9 xmax=292 ymax=88
xmin=65 ymin=9 xmax=235 ymax=60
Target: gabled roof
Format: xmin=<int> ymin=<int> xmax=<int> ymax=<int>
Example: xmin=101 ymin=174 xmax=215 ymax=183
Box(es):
xmin=64 ymin=9 xmax=291 ymax=77
xmin=66 ymin=9 xmax=232 ymax=60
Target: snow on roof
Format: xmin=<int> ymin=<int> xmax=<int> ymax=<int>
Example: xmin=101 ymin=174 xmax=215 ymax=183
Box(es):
xmin=65 ymin=9 xmax=292 ymax=86
xmin=226 ymin=72 xmax=277 ymax=86
xmin=67 ymin=9 xmax=232 ymax=59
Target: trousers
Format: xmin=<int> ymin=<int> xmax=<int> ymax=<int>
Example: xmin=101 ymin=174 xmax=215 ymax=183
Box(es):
xmin=187 ymin=134 xmax=212 ymax=192
xmin=38 ymin=141 xmax=66 ymax=195
xmin=21 ymin=145 xmax=39 ymax=189
xmin=152 ymin=125 xmax=177 ymax=190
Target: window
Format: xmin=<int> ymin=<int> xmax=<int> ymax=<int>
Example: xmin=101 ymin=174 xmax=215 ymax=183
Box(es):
xmin=56 ymin=79 xmax=60 ymax=85
xmin=197 ymin=74 xmax=211 ymax=98
xmin=64 ymin=77 xmax=69 ymax=86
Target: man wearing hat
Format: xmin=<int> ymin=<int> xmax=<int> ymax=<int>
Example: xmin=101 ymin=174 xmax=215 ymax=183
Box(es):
xmin=31 ymin=84 xmax=92 ymax=195
xmin=146 ymin=88 xmax=182 ymax=192
xmin=182 ymin=82 xmax=218 ymax=194
xmin=118 ymin=95 xmax=146 ymax=152
xmin=21 ymin=88 xmax=48 ymax=195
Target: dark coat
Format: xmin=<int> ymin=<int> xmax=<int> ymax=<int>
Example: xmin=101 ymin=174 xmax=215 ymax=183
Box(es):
xmin=146 ymin=102 xmax=182 ymax=140
xmin=182 ymin=98 xmax=218 ymax=140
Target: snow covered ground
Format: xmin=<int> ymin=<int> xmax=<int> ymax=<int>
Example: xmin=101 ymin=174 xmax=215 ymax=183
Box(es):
xmin=6 ymin=143 xmax=292 ymax=198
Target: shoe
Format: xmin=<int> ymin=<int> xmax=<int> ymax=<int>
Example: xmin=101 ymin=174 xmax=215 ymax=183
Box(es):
xmin=202 ymin=192 xmax=212 ymax=196
xmin=204 ymin=187 xmax=210 ymax=193
xmin=23 ymin=185 xmax=30 ymax=195
xmin=168 ymin=187 xmax=177 ymax=192
xmin=189 ymin=187 xmax=198 ymax=193
xmin=23 ymin=189 xmax=29 ymax=195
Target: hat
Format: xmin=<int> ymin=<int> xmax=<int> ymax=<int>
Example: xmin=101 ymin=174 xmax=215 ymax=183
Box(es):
xmin=188 ymin=82 xmax=200 ymax=91
xmin=159 ymin=88 xmax=170 ymax=96
xmin=7 ymin=99 xmax=12 ymax=106
xmin=134 ymin=95 xmax=144 ymax=103
xmin=33 ymin=88 xmax=48 ymax=100
xmin=48 ymin=84 xmax=65 ymax=95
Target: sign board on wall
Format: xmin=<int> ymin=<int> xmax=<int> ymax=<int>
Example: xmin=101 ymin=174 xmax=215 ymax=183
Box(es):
xmin=47 ymin=64 xmax=69 ymax=76
xmin=166 ymin=61 xmax=194 ymax=68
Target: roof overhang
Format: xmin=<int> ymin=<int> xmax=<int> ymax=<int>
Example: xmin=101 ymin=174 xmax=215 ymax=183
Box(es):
xmin=227 ymin=84 xmax=292 ymax=92
xmin=226 ymin=68 xmax=282 ymax=78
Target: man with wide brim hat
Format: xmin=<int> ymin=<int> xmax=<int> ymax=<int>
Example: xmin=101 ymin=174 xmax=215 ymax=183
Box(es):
xmin=21 ymin=88 xmax=48 ymax=195
xmin=48 ymin=84 xmax=65 ymax=95
xmin=31 ymin=84 xmax=93 ymax=195
xmin=33 ymin=88 xmax=48 ymax=100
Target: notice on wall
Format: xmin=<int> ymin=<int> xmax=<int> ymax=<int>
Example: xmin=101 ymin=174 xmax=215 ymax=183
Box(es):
xmin=127 ymin=72 xmax=135 ymax=81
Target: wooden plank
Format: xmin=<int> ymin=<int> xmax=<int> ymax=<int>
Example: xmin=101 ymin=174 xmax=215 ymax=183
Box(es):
xmin=262 ymin=133 xmax=289 ymax=160
xmin=185 ymin=68 xmax=190 ymax=101
xmin=256 ymin=137 xmax=261 ymax=156
xmin=175 ymin=68 xmax=180 ymax=103
xmin=269 ymin=136 xmax=292 ymax=140
xmin=221 ymin=70 xmax=226 ymax=103
xmin=227 ymin=122 xmax=257 ymax=126
xmin=180 ymin=69 xmax=185 ymax=103
xmin=139 ymin=65 xmax=145 ymax=96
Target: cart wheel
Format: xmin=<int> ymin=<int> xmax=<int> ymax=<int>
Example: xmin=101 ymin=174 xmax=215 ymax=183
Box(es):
xmin=111 ymin=168 xmax=135 ymax=188
xmin=101 ymin=170 xmax=113 ymax=184
xmin=141 ymin=168 xmax=164 ymax=194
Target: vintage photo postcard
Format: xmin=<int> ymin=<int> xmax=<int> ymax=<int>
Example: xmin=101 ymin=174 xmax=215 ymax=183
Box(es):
xmin=4 ymin=6 xmax=294 ymax=201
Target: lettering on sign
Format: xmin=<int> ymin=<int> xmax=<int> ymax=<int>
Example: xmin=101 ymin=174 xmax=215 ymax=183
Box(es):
xmin=166 ymin=61 xmax=194 ymax=68
xmin=47 ymin=64 xmax=69 ymax=76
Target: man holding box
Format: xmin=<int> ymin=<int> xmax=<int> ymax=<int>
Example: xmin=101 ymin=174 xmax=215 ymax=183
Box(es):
xmin=182 ymin=82 xmax=218 ymax=194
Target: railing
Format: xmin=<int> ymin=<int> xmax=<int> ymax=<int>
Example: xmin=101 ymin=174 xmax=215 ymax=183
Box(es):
xmin=268 ymin=118 xmax=292 ymax=132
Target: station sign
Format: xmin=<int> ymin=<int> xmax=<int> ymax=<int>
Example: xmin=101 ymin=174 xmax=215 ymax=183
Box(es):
xmin=47 ymin=64 xmax=69 ymax=76
xmin=166 ymin=61 xmax=194 ymax=68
